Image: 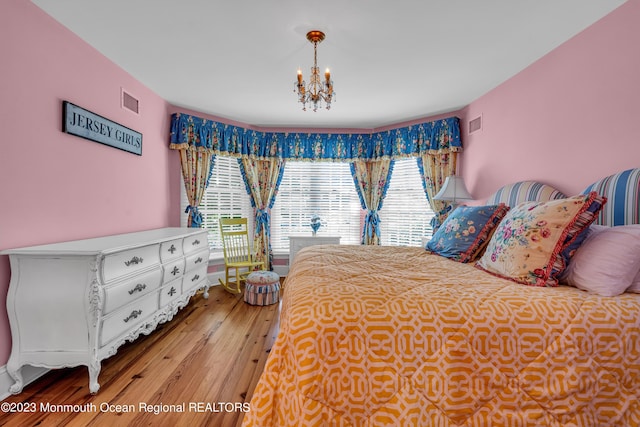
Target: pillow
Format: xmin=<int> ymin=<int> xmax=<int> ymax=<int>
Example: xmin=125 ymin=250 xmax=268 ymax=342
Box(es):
xmin=426 ymin=204 xmax=510 ymax=263
xmin=562 ymin=225 xmax=640 ymax=296
xmin=557 ymin=223 xmax=608 ymax=277
xmin=476 ymin=192 xmax=606 ymax=287
xmin=628 ymin=271 xmax=640 ymax=293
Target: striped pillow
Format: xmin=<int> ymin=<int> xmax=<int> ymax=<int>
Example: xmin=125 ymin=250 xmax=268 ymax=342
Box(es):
xmin=582 ymin=168 xmax=640 ymax=226
xmin=486 ymin=181 xmax=566 ymax=207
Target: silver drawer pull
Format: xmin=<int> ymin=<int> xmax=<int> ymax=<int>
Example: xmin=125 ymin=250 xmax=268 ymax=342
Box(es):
xmin=191 ymin=274 xmax=200 ymax=282
xmin=192 ymin=239 xmax=200 ymax=246
xmin=168 ymin=244 xmax=177 ymax=254
xmin=128 ymin=283 xmax=146 ymax=295
xmin=124 ymin=256 xmax=143 ymax=267
xmin=194 ymin=257 xmax=203 ymax=264
xmin=171 ymin=266 xmax=180 ymax=276
xmin=168 ymin=287 xmax=177 ymax=297
xmin=123 ymin=310 xmax=142 ymax=323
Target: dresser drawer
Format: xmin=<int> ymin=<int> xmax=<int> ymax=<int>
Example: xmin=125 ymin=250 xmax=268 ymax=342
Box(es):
xmin=103 ymin=268 xmax=163 ymax=315
xmin=182 ymin=265 xmax=208 ymax=293
xmin=185 ymin=249 xmax=208 ymax=272
xmin=159 ymin=278 xmax=182 ymax=308
xmin=100 ymin=290 xmax=160 ymax=347
xmin=160 ymin=238 xmax=184 ymax=262
xmin=162 ymin=258 xmax=185 ymax=284
xmin=101 ymin=244 xmax=161 ymax=282
xmin=183 ymin=232 xmax=208 ymax=255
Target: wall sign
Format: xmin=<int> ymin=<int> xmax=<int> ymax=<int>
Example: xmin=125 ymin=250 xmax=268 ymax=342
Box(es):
xmin=63 ymin=101 xmax=142 ymax=155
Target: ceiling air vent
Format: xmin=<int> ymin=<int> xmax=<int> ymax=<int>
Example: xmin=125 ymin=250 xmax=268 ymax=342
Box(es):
xmin=468 ymin=115 xmax=482 ymax=134
xmin=121 ymin=89 xmax=139 ymax=115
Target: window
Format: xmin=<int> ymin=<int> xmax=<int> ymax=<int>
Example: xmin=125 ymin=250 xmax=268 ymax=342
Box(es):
xmin=270 ymin=162 xmax=362 ymax=251
xmin=180 ymin=156 xmax=254 ymax=252
xmin=179 ymin=156 xmax=433 ymax=253
xmin=379 ymin=158 xmax=435 ymax=246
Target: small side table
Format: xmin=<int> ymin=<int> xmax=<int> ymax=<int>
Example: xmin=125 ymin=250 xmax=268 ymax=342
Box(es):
xmin=289 ymin=235 xmax=341 ymax=266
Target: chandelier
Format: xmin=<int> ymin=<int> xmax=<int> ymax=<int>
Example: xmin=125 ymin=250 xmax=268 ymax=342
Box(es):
xmin=294 ymin=30 xmax=335 ymax=112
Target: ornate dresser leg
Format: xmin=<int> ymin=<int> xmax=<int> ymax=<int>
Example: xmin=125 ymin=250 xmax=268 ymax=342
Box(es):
xmin=7 ymin=360 xmax=24 ymax=394
xmin=88 ymin=360 xmax=101 ymax=394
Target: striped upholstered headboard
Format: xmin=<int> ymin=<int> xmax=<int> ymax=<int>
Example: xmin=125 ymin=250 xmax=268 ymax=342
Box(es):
xmin=486 ymin=181 xmax=567 ymax=208
xmin=582 ymin=168 xmax=640 ymax=226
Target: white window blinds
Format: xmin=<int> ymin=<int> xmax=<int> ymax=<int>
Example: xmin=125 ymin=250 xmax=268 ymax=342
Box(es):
xmin=379 ymin=158 xmax=435 ymax=246
xmin=180 ymin=156 xmax=254 ymax=251
xmin=270 ymin=161 xmax=362 ymax=251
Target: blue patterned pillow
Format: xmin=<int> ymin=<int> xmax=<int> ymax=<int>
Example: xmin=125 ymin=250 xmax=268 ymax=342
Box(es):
xmin=426 ymin=204 xmax=510 ymax=263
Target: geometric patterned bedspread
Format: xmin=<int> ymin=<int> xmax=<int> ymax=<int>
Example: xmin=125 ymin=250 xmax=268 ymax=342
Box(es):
xmin=242 ymin=245 xmax=640 ymax=426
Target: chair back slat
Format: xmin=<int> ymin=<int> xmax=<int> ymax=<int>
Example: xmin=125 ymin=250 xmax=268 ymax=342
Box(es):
xmin=219 ymin=218 xmax=254 ymax=264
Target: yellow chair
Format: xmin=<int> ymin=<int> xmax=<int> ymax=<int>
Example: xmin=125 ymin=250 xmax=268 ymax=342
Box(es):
xmin=218 ymin=218 xmax=264 ymax=294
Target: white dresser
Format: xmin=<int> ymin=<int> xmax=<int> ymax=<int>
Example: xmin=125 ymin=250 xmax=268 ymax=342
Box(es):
xmin=1 ymin=227 xmax=210 ymax=394
xmin=289 ymin=235 xmax=341 ymax=266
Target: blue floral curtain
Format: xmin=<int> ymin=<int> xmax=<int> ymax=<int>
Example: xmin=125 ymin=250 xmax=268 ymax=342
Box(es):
xmin=170 ymin=113 xmax=462 ymax=238
xmin=350 ymin=159 xmax=394 ymax=245
xmin=172 ymin=147 xmax=215 ymax=227
xmin=170 ymin=114 xmax=461 ymax=161
xmin=238 ymin=157 xmax=286 ymax=270
xmin=417 ymin=138 xmax=460 ymax=231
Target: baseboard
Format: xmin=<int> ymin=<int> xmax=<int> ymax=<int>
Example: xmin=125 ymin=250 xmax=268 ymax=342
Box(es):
xmin=0 ymin=365 xmax=50 ymax=401
xmin=207 ymin=271 xmax=225 ymax=287
xmin=273 ymin=265 xmax=288 ymax=277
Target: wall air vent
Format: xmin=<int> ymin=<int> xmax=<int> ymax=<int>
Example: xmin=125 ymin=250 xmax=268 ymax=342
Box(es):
xmin=121 ymin=89 xmax=139 ymax=115
xmin=469 ymin=115 xmax=482 ymax=134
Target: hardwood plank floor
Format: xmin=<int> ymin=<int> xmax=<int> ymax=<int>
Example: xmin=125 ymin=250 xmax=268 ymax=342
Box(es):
xmin=0 ymin=285 xmax=281 ymax=427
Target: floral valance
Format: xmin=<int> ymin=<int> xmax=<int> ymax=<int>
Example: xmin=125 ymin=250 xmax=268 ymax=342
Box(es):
xmin=169 ymin=113 xmax=461 ymax=161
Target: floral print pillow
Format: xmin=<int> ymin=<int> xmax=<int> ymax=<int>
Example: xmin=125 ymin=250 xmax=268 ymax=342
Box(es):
xmin=426 ymin=204 xmax=510 ymax=263
xmin=476 ymin=192 xmax=606 ymax=287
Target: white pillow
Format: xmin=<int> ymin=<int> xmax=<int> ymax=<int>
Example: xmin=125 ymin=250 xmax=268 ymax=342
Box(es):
xmin=562 ymin=225 xmax=640 ymax=296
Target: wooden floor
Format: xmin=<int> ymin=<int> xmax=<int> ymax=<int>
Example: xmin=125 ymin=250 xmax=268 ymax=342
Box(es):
xmin=0 ymin=285 xmax=281 ymax=427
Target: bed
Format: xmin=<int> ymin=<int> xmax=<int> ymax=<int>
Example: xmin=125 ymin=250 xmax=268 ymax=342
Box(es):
xmin=243 ymin=169 xmax=640 ymax=426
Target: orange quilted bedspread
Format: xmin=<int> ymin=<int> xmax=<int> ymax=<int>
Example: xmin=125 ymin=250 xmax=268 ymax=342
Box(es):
xmin=243 ymin=245 xmax=640 ymax=426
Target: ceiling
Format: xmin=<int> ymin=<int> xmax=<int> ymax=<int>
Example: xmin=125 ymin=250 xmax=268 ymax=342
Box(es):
xmin=32 ymin=0 xmax=625 ymax=130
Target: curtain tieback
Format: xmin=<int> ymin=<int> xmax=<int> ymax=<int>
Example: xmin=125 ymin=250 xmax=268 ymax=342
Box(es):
xmin=364 ymin=210 xmax=380 ymax=239
xmin=438 ymin=205 xmax=452 ymax=216
xmin=185 ymin=205 xmax=203 ymax=228
xmin=255 ymin=208 xmax=270 ymax=235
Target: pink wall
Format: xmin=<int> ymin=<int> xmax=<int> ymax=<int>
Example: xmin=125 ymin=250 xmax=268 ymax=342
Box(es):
xmin=0 ymin=0 xmax=180 ymax=365
xmin=460 ymin=0 xmax=639 ymax=202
